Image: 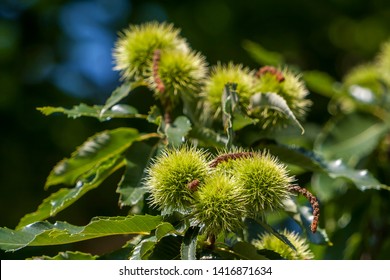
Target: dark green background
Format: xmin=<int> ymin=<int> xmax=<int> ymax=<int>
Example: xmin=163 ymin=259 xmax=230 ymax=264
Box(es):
xmin=1 ymin=0 xmax=390 ymax=259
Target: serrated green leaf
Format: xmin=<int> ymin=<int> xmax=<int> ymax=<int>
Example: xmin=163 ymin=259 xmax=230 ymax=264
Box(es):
xmin=311 ymin=172 xmax=348 ymax=202
xmin=265 ymin=144 xmax=390 ymax=192
xmin=181 ymin=226 xmax=200 ymax=260
xmin=0 ymin=215 xmax=162 ymax=252
xmin=165 ymin=116 xmax=192 ymax=147
xmin=222 ymin=83 xmax=239 ymax=149
xmin=314 ymin=113 xmax=388 ymax=165
xmin=155 ymin=222 xmax=177 ymax=241
xmin=146 ymin=105 xmax=162 ymax=125
xmin=100 ymin=82 xmax=144 ymax=117
xmin=190 ymin=125 xmax=228 ymax=148
xmin=266 ymin=144 xmax=325 ymax=172
xmin=250 ymin=92 xmax=304 ymax=134
xmin=45 ymin=128 xmax=139 ymax=188
xmin=325 ymin=159 xmax=390 ymax=191
xmin=254 ymin=218 xmax=297 ymax=251
xmin=149 ymin=235 xmax=182 ymax=260
xmin=130 ymin=236 xmax=157 ymax=260
xmin=232 ymin=112 xmax=256 ymax=131
xmin=118 ymin=186 xmax=148 ymax=209
xmin=37 ymin=103 xmax=143 ymax=121
xmin=17 ymin=156 xmax=125 ymax=229
xmin=30 ymin=251 xmax=98 ymax=260
xmin=109 ymin=104 xmax=138 ymax=115
xmin=130 ymin=222 xmax=179 ymax=260
xmin=117 ymin=142 xmax=157 ymax=207
xmin=242 ymin=40 xmax=284 ymax=66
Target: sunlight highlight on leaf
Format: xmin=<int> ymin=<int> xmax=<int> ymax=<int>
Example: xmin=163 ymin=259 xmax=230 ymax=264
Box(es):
xmin=249 ymin=92 xmax=305 ymax=134
xmin=45 ymin=128 xmax=139 ymax=188
xmin=17 ymin=156 xmax=125 ymax=229
xmin=0 ymin=215 xmax=162 ymax=252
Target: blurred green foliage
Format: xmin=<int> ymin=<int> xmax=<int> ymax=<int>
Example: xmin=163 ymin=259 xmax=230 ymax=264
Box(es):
xmin=1 ymin=0 xmax=390 ymax=259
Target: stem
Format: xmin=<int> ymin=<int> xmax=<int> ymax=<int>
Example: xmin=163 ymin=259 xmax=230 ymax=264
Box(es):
xmin=152 ymin=49 xmax=173 ymax=126
xmin=288 ymin=185 xmax=320 ymax=233
xmin=163 ymin=103 xmax=173 ymax=126
xmin=137 ymin=132 xmax=162 ymax=141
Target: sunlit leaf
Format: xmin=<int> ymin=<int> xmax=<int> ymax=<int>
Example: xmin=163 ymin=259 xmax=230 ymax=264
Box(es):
xmin=0 ymin=215 xmax=163 ymax=252
xmin=242 ymin=40 xmax=284 ymax=66
xmin=232 ymin=112 xmax=256 ymax=131
xmin=222 ymin=83 xmax=239 ymax=148
xmin=325 ymin=159 xmax=390 ymax=191
xmin=253 ymin=218 xmax=296 ymax=251
xmin=130 ymin=236 xmax=157 ymax=260
xmin=37 ymin=103 xmax=143 ymax=121
xmin=146 ymin=105 xmax=162 ymax=125
xmin=155 ymin=222 xmax=177 ymax=240
xmin=265 ymin=144 xmax=325 ymax=172
xmin=17 ymin=156 xmax=125 ymax=229
xmin=38 ymin=104 xmax=100 ymax=118
xmin=249 ymin=92 xmax=305 ymax=134
xmin=109 ymin=104 xmax=138 ymax=115
xmin=45 ymin=128 xmax=139 ymax=188
xmin=165 ymin=116 xmax=192 ymax=147
xmin=100 ymin=82 xmax=144 ymax=116
xmin=190 ymin=125 xmax=228 ymax=148
xmin=130 ymin=222 xmax=178 ymax=260
xmin=265 ymin=143 xmax=390 ymax=192
xmin=311 ymin=172 xmax=348 ymax=202
xmin=314 ymin=112 xmax=388 ymax=165
xmin=30 ymin=251 xmax=98 ymax=260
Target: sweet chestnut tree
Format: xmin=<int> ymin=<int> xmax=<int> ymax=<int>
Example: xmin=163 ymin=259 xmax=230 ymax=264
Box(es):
xmin=1 ymin=22 xmax=390 ymax=260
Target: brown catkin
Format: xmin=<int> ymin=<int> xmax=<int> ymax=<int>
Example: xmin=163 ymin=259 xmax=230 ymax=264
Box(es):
xmin=255 ymin=66 xmax=285 ymax=82
xmin=152 ymin=49 xmax=165 ymax=93
xmin=288 ymin=185 xmax=320 ymax=233
xmin=209 ymin=152 xmax=256 ymax=168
